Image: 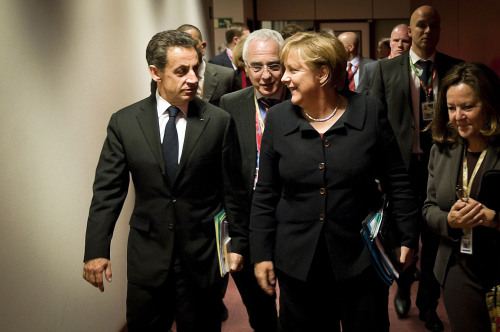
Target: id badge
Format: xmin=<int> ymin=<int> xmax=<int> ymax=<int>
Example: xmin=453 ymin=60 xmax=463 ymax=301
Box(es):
xmin=460 ymin=229 xmax=473 ymax=255
xmin=422 ymin=101 xmax=435 ymax=121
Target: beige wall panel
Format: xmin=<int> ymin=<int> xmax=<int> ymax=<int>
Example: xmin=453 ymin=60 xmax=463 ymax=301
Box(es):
xmin=256 ymin=0 xmax=315 ymax=20
xmin=315 ymin=0 xmax=372 ymax=20
xmin=373 ymin=0 xmax=410 ymax=19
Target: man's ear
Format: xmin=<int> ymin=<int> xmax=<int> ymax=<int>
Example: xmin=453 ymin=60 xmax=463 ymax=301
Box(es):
xmin=201 ymin=41 xmax=207 ymax=53
xmin=149 ymin=65 xmax=161 ymax=82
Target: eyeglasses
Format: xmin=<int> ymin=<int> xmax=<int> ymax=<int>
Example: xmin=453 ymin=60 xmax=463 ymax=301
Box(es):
xmin=246 ymin=63 xmax=282 ymax=73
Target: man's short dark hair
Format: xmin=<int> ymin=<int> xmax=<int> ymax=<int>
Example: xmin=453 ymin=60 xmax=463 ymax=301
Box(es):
xmin=146 ymin=30 xmax=201 ymax=71
xmin=225 ymin=22 xmax=248 ymax=44
xmin=177 ymin=24 xmax=203 ymax=42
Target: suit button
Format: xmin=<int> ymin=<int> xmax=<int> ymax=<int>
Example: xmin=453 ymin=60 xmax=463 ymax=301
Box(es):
xmin=319 ymin=163 xmax=325 ymax=170
xmin=168 ymin=223 xmax=175 ymax=230
xmin=323 ymin=140 xmax=330 ymax=147
xmin=319 ymin=188 xmax=326 ymax=195
xmin=319 ymin=214 xmax=325 ymax=221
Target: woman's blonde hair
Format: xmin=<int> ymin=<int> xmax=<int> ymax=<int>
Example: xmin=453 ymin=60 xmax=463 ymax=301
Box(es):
xmin=280 ymin=31 xmax=347 ymax=90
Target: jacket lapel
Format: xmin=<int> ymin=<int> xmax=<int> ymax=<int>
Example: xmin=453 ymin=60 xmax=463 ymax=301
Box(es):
xmin=448 ymin=144 xmax=463 ymax=199
xmin=401 ymin=55 xmax=413 ymax=115
xmin=177 ymin=99 xmax=209 ymax=179
xmin=136 ymin=95 xmax=165 ymax=173
xmin=202 ymin=64 xmax=218 ymax=103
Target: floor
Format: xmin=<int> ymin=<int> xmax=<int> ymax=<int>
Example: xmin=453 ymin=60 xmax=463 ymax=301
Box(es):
xmin=217 ymin=274 xmax=450 ymax=332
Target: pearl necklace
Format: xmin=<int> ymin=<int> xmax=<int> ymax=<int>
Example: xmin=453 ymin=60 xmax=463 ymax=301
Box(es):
xmin=303 ymin=99 xmax=340 ymax=122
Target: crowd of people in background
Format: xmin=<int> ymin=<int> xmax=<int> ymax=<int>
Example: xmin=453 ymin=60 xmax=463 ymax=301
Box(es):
xmin=82 ymin=4 xmax=500 ymax=332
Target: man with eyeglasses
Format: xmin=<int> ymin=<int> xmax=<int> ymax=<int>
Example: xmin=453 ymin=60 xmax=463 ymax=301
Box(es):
xmin=218 ymin=29 xmax=289 ymax=332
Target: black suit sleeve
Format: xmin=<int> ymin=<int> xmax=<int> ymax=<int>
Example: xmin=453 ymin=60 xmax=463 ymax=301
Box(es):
xmin=84 ymin=113 xmax=130 ymax=261
xmin=373 ymin=102 xmax=420 ymax=248
xmin=249 ymin=112 xmax=281 ymax=263
xmin=221 ymin=116 xmax=251 ymax=255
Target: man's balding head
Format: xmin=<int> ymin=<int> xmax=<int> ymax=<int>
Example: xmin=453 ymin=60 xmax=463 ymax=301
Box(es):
xmin=390 ymin=24 xmax=411 ymax=58
xmin=409 ymin=5 xmax=441 ymax=58
xmin=338 ymin=32 xmax=360 ymax=60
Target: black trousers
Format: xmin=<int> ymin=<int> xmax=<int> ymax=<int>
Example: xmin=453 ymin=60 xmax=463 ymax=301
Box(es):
xmin=276 ymin=238 xmax=390 ymax=332
xmin=231 ymin=258 xmax=278 ymax=332
xmin=442 ymin=255 xmax=491 ymax=332
xmin=397 ymin=154 xmax=441 ymax=312
xmin=126 ymin=253 xmax=222 ymax=332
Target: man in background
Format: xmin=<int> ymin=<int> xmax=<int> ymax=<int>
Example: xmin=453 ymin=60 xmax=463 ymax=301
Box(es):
xmin=370 ymin=6 xmax=462 ymax=332
xmin=338 ymin=31 xmax=375 ymax=92
xmin=219 ymin=28 xmax=290 ymax=332
xmin=209 ymin=22 xmax=250 ymax=70
xmin=357 ymin=24 xmax=411 ymax=95
xmin=177 ymin=24 xmax=238 ymax=107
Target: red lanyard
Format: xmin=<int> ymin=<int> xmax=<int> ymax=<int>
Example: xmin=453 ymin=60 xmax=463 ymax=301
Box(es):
xmin=409 ymin=55 xmax=437 ymax=99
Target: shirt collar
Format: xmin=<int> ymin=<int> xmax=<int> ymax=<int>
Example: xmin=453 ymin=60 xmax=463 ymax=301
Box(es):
xmin=155 ymin=90 xmax=188 ymax=117
xmin=254 ymin=85 xmax=285 ymax=101
xmin=198 ymin=58 xmax=206 ymax=78
xmin=409 ymin=48 xmax=436 ymax=65
xmin=348 ymin=55 xmax=360 ymax=67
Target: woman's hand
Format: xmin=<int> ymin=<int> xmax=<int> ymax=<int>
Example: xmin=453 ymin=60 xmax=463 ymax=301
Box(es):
xmin=254 ymin=261 xmax=276 ymax=296
xmin=447 ymin=198 xmax=496 ymax=229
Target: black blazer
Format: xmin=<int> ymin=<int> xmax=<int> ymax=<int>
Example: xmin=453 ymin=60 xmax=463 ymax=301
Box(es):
xmin=219 ymin=87 xmax=292 ymax=194
xmin=203 ymin=62 xmax=238 ymax=107
xmin=423 ymin=143 xmax=500 ymax=287
xmin=209 ymin=51 xmax=234 ymax=69
xmin=84 ymin=95 xmax=249 ymax=288
xmin=369 ymin=52 xmax=463 ymax=168
xmin=249 ymin=93 xmax=419 ymax=282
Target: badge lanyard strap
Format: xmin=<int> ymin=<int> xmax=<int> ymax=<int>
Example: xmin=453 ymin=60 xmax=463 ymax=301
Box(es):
xmin=461 ymin=147 xmax=487 ymax=237
xmin=409 ymin=54 xmax=437 ymax=101
xmin=254 ymin=92 xmax=266 ymax=156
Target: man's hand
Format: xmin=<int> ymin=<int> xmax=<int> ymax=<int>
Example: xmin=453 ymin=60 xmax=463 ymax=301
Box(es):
xmin=229 ymin=252 xmax=244 ymax=272
xmin=83 ymin=258 xmax=112 ymax=292
xmin=254 ymin=261 xmax=276 ymax=296
xmin=399 ymin=246 xmax=414 ymax=271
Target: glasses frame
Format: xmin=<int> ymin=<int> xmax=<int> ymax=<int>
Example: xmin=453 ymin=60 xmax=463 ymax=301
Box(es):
xmin=245 ymin=62 xmax=283 ymax=74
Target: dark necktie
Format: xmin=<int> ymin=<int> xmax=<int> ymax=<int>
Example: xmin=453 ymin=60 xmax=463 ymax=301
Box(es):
xmin=419 ymin=60 xmax=432 ymax=101
xmin=418 ymin=60 xmax=433 ymax=152
xmin=163 ymin=106 xmax=179 ymax=185
xmin=259 ymin=97 xmax=280 ymax=112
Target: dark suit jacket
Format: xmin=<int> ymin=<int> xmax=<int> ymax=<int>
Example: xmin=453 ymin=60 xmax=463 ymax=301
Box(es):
xmin=369 ymin=52 xmax=462 ymax=169
xmin=357 ymin=58 xmax=386 ymax=95
xmin=219 ymin=87 xmax=291 ymax=195
xmin=356 ymin=56 xmax=375 ymax=92
xmin=423 ymin=143 xmax=500 ymax=287
xmin=209 ymin=51 xmax=234 ymax=69
xmin=249 ymin=93 xmax=419 ymax=282
xmin=203 ymin=62 xmax=238 ymax=107
xmin=84 ymin=95 xmax=249 ymax=288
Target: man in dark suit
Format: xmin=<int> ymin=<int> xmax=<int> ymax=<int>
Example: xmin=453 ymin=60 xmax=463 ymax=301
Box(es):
xmin=338 ymin=31 xmax=375 ymax=92
xmin=209 ymin=22 xmax=249 ymax=70
xmin=82 ymin=30 xmax=248 ymax=332
xmin=218 ymin=28 xmax=289 ymax=332
xmin=358 ymin=24 xmax=411 ymax=95
xmin=370 ymin=6 xmax=462 ymax=332
xmin=177 ymin=24 xmax=238 ymax=107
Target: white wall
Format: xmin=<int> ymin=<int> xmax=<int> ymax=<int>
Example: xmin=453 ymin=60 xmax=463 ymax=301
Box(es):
xmin=0 ymin=1 xmax=207 ymax=331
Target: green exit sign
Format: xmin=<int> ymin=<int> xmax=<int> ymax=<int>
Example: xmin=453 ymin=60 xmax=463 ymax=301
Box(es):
xmin=216 ymin=18 xmax=232 ymax=28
